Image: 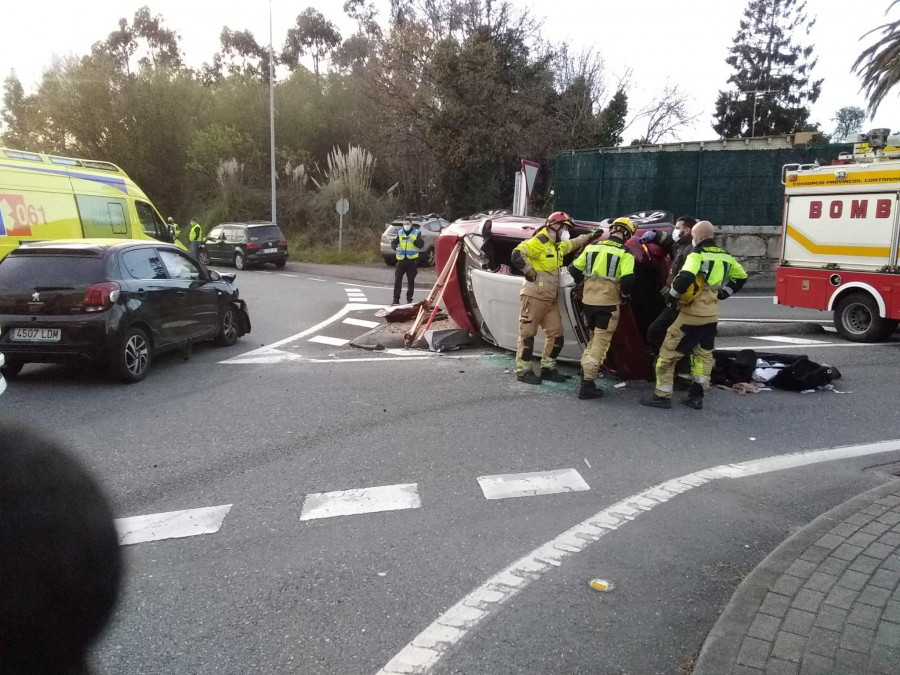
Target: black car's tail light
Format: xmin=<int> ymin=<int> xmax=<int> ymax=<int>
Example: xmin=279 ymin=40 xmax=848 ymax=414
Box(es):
xmin=83 ymin=282 xmax=120 ymax=312
xmin=245 ymin=242 xmax=263 ymax=250
xmin=277 ymin=239 xmax=286 ymax=246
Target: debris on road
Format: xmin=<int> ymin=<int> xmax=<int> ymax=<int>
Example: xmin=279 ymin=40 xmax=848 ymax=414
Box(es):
xmin=588 ymin=578 xmax=615 ymax=592
xmin=713 ymin=349 xmax=842 ymax=392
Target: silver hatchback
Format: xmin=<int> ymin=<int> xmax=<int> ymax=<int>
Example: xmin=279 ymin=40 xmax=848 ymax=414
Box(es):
xmin=379 ymin=214 xmax=450 ymax=267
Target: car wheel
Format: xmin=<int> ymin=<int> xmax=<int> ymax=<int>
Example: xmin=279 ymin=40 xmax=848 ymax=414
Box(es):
xmin=384 ymin=256 xmax=397 ymax=266
xmin=234 ymin=251 xmax=245 ymax=270
xmin=420 ymin=248 xmax=436 ymax=267
xmin=217 ymin=307 xmax=240 ymax=346
xmin=274 ymin=258 xmax=287 ymax=268
xmin=199 ymin=250 xmax=210 ymax=265
xmin=114 ymin=327 xmax=151 ymax=383
xmin=834 ymin=292 xmax=890 ymax=342
xmin=1 ymin=358 xmax=24 ymax=378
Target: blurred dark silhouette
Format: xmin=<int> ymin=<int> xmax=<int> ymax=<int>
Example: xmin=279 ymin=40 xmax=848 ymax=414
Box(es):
xmin=0 ymin=421 xmax=122 ymax=675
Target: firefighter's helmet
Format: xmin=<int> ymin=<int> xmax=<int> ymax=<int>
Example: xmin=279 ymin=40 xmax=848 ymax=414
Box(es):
xmin=546 ymin=211 xmax=574 ymax=229
xmin=610 ymin=216 xmax=636 ymax=238
xmin=679 ymin=273 xmax=707 ymax=305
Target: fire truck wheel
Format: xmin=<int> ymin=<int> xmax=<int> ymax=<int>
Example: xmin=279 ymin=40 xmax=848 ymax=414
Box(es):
xmin=834 ymin=292 xmax=890 ymax=343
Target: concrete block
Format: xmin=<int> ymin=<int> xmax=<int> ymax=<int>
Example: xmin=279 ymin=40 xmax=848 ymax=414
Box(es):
xmin=726 ymin=234 xmax=767 ymax=257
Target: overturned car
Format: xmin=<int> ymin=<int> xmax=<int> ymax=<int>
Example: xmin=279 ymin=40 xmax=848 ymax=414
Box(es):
xmin=434 ymin=211 xmax=675 ymax=380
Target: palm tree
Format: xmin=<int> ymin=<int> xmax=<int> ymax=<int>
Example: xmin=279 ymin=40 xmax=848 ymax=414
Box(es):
xmin=854 ymin=1 xmax=900 ymax=115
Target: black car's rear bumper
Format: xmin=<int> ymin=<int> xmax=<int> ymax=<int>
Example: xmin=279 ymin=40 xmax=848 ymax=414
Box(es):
xmin=0 ymin=309 xmax=123 ymax=364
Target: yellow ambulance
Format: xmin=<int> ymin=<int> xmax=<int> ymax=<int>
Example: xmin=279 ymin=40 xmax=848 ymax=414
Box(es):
xmin=0 ymin=147 xmax=179 ymax=260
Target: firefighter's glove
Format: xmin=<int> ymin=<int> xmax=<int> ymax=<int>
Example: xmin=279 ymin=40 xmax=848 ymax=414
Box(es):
xmin=639 ymin=231 xmax=657 ymax=244
xmin=664 ymin=293 xmax=679 ymax=310
xmin=717 ymin=287 xmax=734 ymax=300
xmin=524 ymin=268 xmax=537 ymax=282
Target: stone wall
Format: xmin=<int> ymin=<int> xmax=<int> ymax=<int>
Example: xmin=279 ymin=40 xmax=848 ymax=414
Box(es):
xmin=716 ymin=225 xmax=781 ymax=287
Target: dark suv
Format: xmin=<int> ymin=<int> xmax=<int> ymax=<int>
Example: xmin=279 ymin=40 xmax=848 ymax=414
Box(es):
xmin=199 ymin=222 xmax=288 ymax=269
xmin=0 ymin=240 xmax=250 ymax=382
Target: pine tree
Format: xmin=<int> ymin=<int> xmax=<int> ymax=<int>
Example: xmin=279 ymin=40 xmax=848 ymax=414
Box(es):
xmin=713 ymin=0 xmax=822 ymax=138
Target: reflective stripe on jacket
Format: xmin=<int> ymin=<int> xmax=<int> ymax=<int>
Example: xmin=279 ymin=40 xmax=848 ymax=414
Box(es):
xmin=395 ymin=229 xmax=422 ymax=260
xmin=673 ymin=240 xmax=748 ymax=318
xmin=571 ymin=239 xmax=636 ymax=306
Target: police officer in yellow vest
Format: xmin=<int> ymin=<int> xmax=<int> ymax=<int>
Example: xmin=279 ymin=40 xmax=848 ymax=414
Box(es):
xmin=568 ymin=217 xmax=637 ymax=400
xmin=642 ymin=220 xmax=747 ymax=410
xmin=510 ymin=211 xmax=591 ymax=384
xmin=391 ymin=218 xmax=424 ymax=305
xmin=189 ymin=219 xmax=203 ymax=259
xmin=167 ymin=217 xmax=180 ymax=242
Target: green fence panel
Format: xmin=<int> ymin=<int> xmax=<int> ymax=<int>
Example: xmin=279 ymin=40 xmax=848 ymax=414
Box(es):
xmin=556 ymin=144 xmax=852 ymax=226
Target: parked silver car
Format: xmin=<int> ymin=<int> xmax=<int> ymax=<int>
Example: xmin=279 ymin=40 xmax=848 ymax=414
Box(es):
xmin=379 ymin=213 xmax=450 ymax=267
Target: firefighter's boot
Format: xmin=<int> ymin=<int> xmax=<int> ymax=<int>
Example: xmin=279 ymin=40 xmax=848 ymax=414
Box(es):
xmin=640 ymin=395 xmax=672 ymax=409
xmin=540 ymin=368 xmax=571 ymax=382
xmin=517 ymin=370 xmax=542 ymax=385
xmin=577 ymin=379 xmax=603 ymax=400
xmin=681 ymin=383 xmax=704 ymax=410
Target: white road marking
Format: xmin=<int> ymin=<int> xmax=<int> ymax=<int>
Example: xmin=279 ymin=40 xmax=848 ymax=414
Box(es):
xmin=477 ymin=469 xmax=590 ymax=500
xmin=278 ymin=273 xmax=298 ymax=278
xmin=344 ymin=318 xmax=380 ymax=328
xmin=717 ymin=341 xmax=892 ymax=351
xmin=309 ymin=335 xmax=350 ymax=346
xmin=220 ymin=303 xmax=384 ymax=363
xmin=300 ymin=483 xmax=421 ymax=521
xmin=307 ymin=277 xmax=326 ymax=281
xmin=750 ymin=335 xmax=830 ymax=345
xmin=718 ymin=318 xmax=829 ymax=324
xmin=336 ymin=281 xmax=396 ymax=290
xmin=115 ymin=505 xmax=232 ymax=546
xmin=377 ymin=438 xmax=900 ymax=674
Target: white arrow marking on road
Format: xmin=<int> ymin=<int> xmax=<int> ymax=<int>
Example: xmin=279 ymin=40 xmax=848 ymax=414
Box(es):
xmin=309 ymin=335 xmax=350 ymax=346
xmin=377 ymin=438 xmax=900 ymax=674
xmin=220 ymin=303 xmax=385 ymax=364
xmin=344 ymin=318 xmax=380 ymax=328
xmin=750 ymin=335 xmax=830 ymax=345
xmin=477 ymin=469 xmax=590 ymax=500
xmin=115 ymin=504 xmax=232 ymax=546
xmin=300 ymin=483 xmax=421 ymax=521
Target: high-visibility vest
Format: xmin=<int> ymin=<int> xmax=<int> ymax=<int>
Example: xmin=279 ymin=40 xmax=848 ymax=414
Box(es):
xmin=573 ymin=239 xmax=635 ymax=280
xmin=395 ymin=229 xmax=420 ymax=260
xmin=189 ymin=223 xmax=203 ymax=242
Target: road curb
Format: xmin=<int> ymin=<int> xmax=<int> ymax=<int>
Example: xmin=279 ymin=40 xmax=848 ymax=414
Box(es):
xmin=350 ymin=325 xmax=408 ymax=350
xmin=694 ymin=479 xmax=900 ymax=675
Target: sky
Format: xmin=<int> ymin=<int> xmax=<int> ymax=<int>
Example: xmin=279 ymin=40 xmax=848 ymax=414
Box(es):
xmin=1 ymin=0 xmax=899 ymax=143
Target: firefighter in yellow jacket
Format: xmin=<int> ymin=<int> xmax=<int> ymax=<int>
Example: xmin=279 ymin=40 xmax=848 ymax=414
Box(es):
xmin=568 ymin=217 xmax=637 ymax=399
xmin=642 ymin=220 xmax=747 ymax=410
xmin=510 ymin=211 xmax=591 ymax=384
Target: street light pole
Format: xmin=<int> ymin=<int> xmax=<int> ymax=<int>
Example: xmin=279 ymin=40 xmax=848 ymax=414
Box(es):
xmin=269 ymin=0 xmax=277 ymax=225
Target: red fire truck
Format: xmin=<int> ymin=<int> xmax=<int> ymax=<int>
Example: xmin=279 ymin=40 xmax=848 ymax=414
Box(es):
xmin=776 ymin=129 xmax=900 ymax=342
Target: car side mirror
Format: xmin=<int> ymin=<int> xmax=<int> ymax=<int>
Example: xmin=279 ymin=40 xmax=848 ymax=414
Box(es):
xmin=477 ymin=218 xmax=492 ymax=239
xmin=209 ymin=270 xmax=221 ymax=281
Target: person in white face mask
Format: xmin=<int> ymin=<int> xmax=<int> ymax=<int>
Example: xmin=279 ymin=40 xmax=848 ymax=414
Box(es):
xmin=390 ymin=218 xmax=425 ymax=304
xmin=642 ymin=216 xmax=698 ymax=371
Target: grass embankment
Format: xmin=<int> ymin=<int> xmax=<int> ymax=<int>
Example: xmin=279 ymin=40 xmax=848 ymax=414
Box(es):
xmin=286 ymin=230 xmax=383 ymax=265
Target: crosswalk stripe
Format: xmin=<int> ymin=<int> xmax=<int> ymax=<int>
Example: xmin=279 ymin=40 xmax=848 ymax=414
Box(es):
xmin=477 ymin=468 xmax=590 ymax=500
xmin=343 ymin=317 xmax=380 ymax=328
xmin=308 ymin=335 xmax=350 ymax=346
xmin=750 ymin=335 xmax=830 ymax=345
xmin=115 ymin=505 xmax=232 ymax=546
xmin=300 ymin=483 xmax=421 ymax=521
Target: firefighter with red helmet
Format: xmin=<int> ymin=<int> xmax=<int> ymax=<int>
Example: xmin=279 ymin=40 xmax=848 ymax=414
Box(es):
xmin=510 ymin=211 xmax=591 ymax=384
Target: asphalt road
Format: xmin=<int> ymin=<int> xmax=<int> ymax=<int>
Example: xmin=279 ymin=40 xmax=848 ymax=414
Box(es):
xmin=2 ymin=261 xmax=897 ymax=675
